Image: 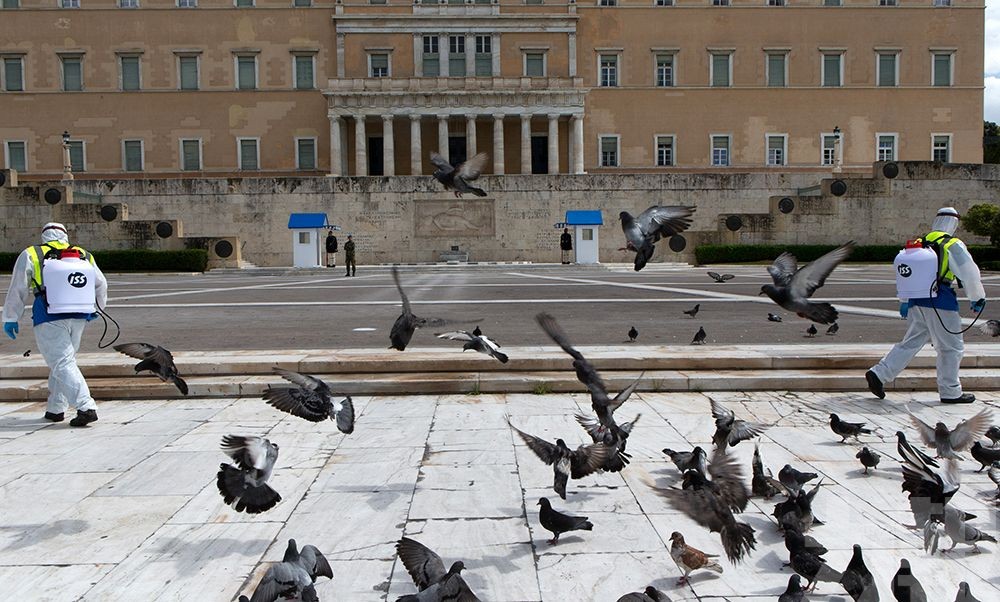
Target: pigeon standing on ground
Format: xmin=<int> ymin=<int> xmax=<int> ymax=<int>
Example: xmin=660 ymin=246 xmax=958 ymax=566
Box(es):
xmin=619 ymin=205 xmax=696 ymax=271
xmin=538 ymin=497 xmax=593 ymax=545
xmin=691 ymin=327 xmax=707 ymax=345
xmin=436 ymin=330 xmax=508 ymax=363
xmin=707 ymin=272 xmax=735 ymax=283
xmin=778 ymin=464 xmax=818 ymax=497
xmin=856 ymin=447 xmax=881 ymax=474
xmin=954 ymin=582 xmax=983 ymax=602
xmin=395 ymin=537 xmax=481 ymax=601
xmin=989 ymin=462 xmax=1000 ymax=498
xmin=774 ymin=480 xmax=824 ymax=533
xmin=668 ymin=531 xmax=723 ymax=585
xmin=784 ymin=527 xmax=843 ymax=592
xmin=826 ymin=322 xmax=839 ymax=335
xmin=909 ymin=408 xmax=992 ymax=459
xmin=263 ymin=368 xmax=354 ymax=433
xmin=751 ymin=444 xmax=782 ymax=499
xmin=113 ymin=342 xmax=188 ymax=395
xmin=767 ymin=313 xmax=783 ymax=322
xmin=985 ymin=425 xmax=1000 ymax=447
xmin=970 ymin=441 xmax=1000 ymax=471
xmin=805 ymin=324 xmax=818 ymax=338
xmin=663 ymin=446 xmax=707 ymax=476
xmin=943 ymin=509 xmax=997 ymax=553
xmin=830 ymin=413 xmax=873 ymax=443
xmin=779 ymin=575 xmax=807 ymax=602
xmin=710 ymin=399 xmax=769 ymax=451
xmin=977 ymin=319 xmax=999 ymax=337
xmin=216 ymin=435 xmax=281 ymax=514
xmin=760 ymin=242 xmax=855 ymax=324
xmin=429 ymin=151 xmax=488 ymax=197
xmin=684 ymin=304 xmax=700 ymax=318
xmin=22 ymin=349 xmax=29 ymax=357
xmin=616 ymin=586 xmax=671 ymax=602
xmin=839 ymin=544 xmax=879 ymax=601
xmin=628 ymin=326 xmax=638 ymax=342
xmin=509 ymin=423 xmax=609 ymax=500
xmin=890 ymin=558 xmax=927 ymax=602
xmin=238 ymin=539 xmax=331 ymax=602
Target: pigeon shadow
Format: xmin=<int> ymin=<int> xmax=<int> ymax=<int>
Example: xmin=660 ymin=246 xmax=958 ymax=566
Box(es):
xmin=151 ymin=536 xmax=276 ymax=576
xmin=0 ymin=519 xmax=89 ymax=551
xmin=538 ymin=534 xmax=588 ymax=546
xmin=469 ymin=543 xmax=532 ymax=577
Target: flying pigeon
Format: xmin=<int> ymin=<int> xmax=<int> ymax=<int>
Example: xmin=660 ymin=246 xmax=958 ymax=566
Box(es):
xmin=970 ymin=442 xmax=1000 ymax=472
xmin=395 ymin=537 xmax=481 ymax=602
xmin=663 ymin=446 xmax=707 ymax=476
xmin=839 ymin=544 xmax=878 ymax=602
xmin=898 ymin=431 xmax=961 ymax=554
xmin=856 ymin=447 xmax=880 ymax=474
xmin=760 ymin=242 xmax=855 ymax=324
xmin=767 ymin=313 xmax=783 ymax=322
xmin=389 ymin=267 xmax=447 ymax=351
xmin=436 ymin=330 xmax=508 ymax=363
xmin=977 ymin=319 xmax=999 ymax=337
xmin=113 ymin=342 xmax=188 ymax=395
xmin=628 ymin=326 xmax=638 ymax=342
xmin=710 ymin=399 xmax=769 ymax=451
xmin=615 ymin=586 xmax=672 ymax=602
xmin=751 ymin=444 xmax=782 ymax=499
xmin=683 ymin=304 xmax=700 ymax=318
xmin=538 ymin=497 xmax=593 ymax=545
xmin=263 ymin=368 xmax=354 ymax=433
xmin=890 ymin=558 xmax=927 ymax=602
xmin=217 ymin=435 xmax=281 ymax=514
xmin=805 ymin=324 xmax=818 ymax=338
xmin=778 ymin=464 xmax=818 ymax=498
xmin=430 ymin=151 xmax=488 ymax=197
xmin=985 ymin=425 xmax=1000 ymax=447
xmin=826 ymin=322 xmax=839 ymax=335
xmin=830 ymin=413 xmax=873 ymax=443
xmin=779 ymin=575 xmax=807 ymax=602
xmin=238 ymin=538 xmax=334 ymax=602
xmin=619 ymin=205 xmax=696 ymax=271
xmin=668 ymin=531 xmax=723 ymax=585
xmin=509 ymin=422 xmax=609 ymax=499
xmin=707 ymin=272 xmax=735 ymax=283
xmin=954 ymin=582 xmax=983 ymax=602
xmin=691 ymin=326 xmax=707 ymax=345
xmin=909 ymin=408 xmax=992 ymax=459
xmin=576 ymin=412 xmax=639 ymax=473
xmin=784 ymin=525 xmax=842 ymax=592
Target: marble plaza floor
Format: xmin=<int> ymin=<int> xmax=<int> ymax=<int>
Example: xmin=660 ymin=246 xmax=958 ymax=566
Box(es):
xmin=1 ymin=390 xmax=998 ymax=601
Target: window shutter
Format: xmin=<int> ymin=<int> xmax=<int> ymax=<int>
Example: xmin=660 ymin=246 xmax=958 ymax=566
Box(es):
xmin=878 ymin=54 xmax=895 ymax=87
xmin=7 ymin=142 xmax=26 ymax=171
xmin=182 ymin=140 xmax=200 ymax=170
xmin=4 ymin=58 xmax=22 ymax=91
xmin=238 ymin=57 xmax=256 ymax=89
xmin=240 ymin=140 xmax=258 ymax=170
xmin=767 ymin=54 xmax=785 ymax=87
xmin=933 ymin=54 xmax=950 ymax=86
xmin=121 ymin=56 xmax=140 ymax=90
xmin=63 ymin=58 xmax=82 ymax=91
xmin=295 ymin=56 xmax=314 ymax=89
xmin=298 ymin=139 xmax=315 ymax=169
xmin=712 ymin=54 xmax=729 ymax=87
xmin=823 ymin=55 xmax=840 ymax=86
xmin=124 ymin=141 xmax=142 ymax=171
xmin=180 ymin=57 xmax=198 ymax=90
xmin=68 ymin=141 xmax=84 ymax=171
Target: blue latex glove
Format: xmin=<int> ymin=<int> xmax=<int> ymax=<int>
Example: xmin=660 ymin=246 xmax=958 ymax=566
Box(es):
xmin=899 ymin=302 xmax=909 ymax=319
xmin=3 ymin=322 xmax=17 ymax=340
xmin=971 ymin=298 xmax=986 ymax=313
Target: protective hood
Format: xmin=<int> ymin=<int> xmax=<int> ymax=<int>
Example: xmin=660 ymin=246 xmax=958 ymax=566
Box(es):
xmin=930 ymin=207 xmax=960 ymax=236
xmin=41 ymin=222 xmax=69 ymax=244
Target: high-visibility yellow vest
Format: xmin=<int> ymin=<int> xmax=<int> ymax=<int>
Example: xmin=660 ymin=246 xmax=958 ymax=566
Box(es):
xmin=25 ymin=242 xmax=94 ymax=292
xmin=917 ymin=231 xmax=960 ymax=283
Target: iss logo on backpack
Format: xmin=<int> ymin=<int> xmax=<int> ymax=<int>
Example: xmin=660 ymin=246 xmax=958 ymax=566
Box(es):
xmin=67 ymin=272 xmax=88 ymax=288
xmin=897 ymin=264 xmax=912 ymax=278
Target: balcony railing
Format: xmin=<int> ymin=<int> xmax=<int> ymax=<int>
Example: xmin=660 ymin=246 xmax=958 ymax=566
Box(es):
xmin=326 ymin=76 xmax=584 ymax=92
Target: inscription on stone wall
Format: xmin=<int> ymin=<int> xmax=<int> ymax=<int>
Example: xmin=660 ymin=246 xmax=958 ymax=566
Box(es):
xmin=414 ymin=199 xmax=495 ymax=238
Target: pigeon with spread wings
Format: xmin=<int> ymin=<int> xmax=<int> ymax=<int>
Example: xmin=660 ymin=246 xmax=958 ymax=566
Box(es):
xmin=710 ymin=399 xmax=769 ymax=451
xmin=217 ymin=435 xmax=281 ymax=514
xmin=430 ymin=152 xmax=488 ymax=197
xmin=263 ymin=368 xmax=354 ymax=434
xmin=909 ymin=408 xmax=992 ymax=460
xmin=113 ymin=342 xmax=188 ymax=395
xmin=395 ymin=537 xmax=481 ymax=602
xmin=620 ymin=205 xmax=696 ymax=271
xmin=435 ymin=330 xmax=508 ymax=363
xmin=760 ymin=242 xmax=855 ymax=324
xmin=510 ymin=422 xmax=609 ymax=499
xmin=707 ymin=272 xmax=735 ymax=283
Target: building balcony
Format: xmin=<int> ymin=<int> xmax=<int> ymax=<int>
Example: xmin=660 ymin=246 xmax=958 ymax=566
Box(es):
xmin=326 ymin=76 xmax=584 ymax=93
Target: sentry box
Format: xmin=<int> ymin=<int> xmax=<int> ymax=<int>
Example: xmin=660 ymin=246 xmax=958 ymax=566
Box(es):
xmin=554 ymin=210 xmax=604 ymax=265
xmin=288 ymin=213 xmax=340 ymax=268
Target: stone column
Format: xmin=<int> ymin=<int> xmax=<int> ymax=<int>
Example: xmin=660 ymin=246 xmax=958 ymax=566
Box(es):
xmin=382 ymin=115 xmax=395 ymax=176
xmin=410 ymin=114 xmax=422 ymax=175
xmin=520 ymin=114 xmax=532 ymax=174
xmin=492 ymin=114 xmax=505 ymax=174
xmin=466 ymin=115 xmax=477 ymax=158
xmin=355 ymin=115 xmax=367 ymax=176
xmin=465 ymin=34 xmax=476 ymax=77
xmin=437 ymin=115 xmax=449 ymax=162
xmin=547 ymin=114 xmax=559 ymax=174
xmin=566 ymin=117 xmax=574 ymax=177
xmin=328 ymin=115 xmax=342 ymax=176
xmin=571 ymin=114 xmax=584 ymax=174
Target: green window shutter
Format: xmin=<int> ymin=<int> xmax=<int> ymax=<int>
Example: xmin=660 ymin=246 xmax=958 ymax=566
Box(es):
xmin=182 ymin=140 xmax=200 ymax=170
xmin=7 ymin=141 xmax=26 ymax=171
xmin=297 ymin=139 xmax=315 ymax=170
xmin=293 ymin=0 xmax=311 ymax=5
xmin=239 ymin=139 xmax=258 ymax=170
xmin=124 ymin=140 xmax=142 ymax=171
xmin=423 ymin=56 xmax=439 ymax=77
xmin=933 ymin=54 xmax=951 ymax=86
xmin=121 ymin=56 xmax=140 ymax=91
xmin=767 ymin=54 xmax=785 ymax=87
xmin=68 ymin=141 xmax=84 ymax=171
xmin=711 ymin=54 xmax=730 ymax=87
xmin=475 ymin=54 xmax=491 ymax=76
xmin=237 ymin=56 xmax=256 ymax=89
xmin=62 ymin=57 xmax=82 ymax=91
xmin=295 ymin=56 xmax=314 ymax=89
xmin=236 ymin=0 xmax=253 ymax=6
xmin=878 ymin=54 xmax=896 ymax=87
xmin=4 ymin=58 xmax=23 ymax=91
xmin=2 ymin=0 xmax=21 ymax=8
xmin=180 ymin=57 xmax=198 ymax=90
xmin=823 ymin=55 xmax=840 ymax=87
xmin=525 ymin=54 xmax=544 ymax=77
xmin=449 ymin=55 xmax=465 ymax=77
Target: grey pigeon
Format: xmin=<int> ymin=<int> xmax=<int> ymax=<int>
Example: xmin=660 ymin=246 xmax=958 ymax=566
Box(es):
xmin=691 ymin=326 xmax=706 ymax=345
xmin=751 ymin=444 xmax=781 ymax=499
xmin=856 ymin=447 xmax=881 ymax=474
xmin=538 ymin=497 xmax=593 ymax=545
xmin=114 ymin=342 xmax=188 ymax=395
xmin=264 ymin=368 xmax=354 ymax=433
xmin=628 ymin=326 xmax=638 ymax=342
xmin=977 ymin=319 xmax=999 ymax=337
xmin=395 ymin=537 xmax=480 ymax=602
xmin=707 ymin=271 xmax=735 ymax=283
xmin=760 ymin=242 xmax=855 ymax=324
xmin=436 ymin=330 xmax=508 ymax=363
xmin=988 ymin=462 xmax=1000 ymax=498
xmin=286 ymin=539 xmax=334 ymax=583
xmin=238 ymin=539 xmax=330 ymax=602
xmin=616 ymin=586 xmax=671 ymax=602
xmin=576 ymin=412 xmax=639 ymax=472
xmin=826 ymin=322 xmax=839 ymax=335
xmin=805 ymin=324 xmax=818 ymax=338
xmin=767 ymin=313 xmax=783 ymax=322
xmin=954 ymin=582 xmax=982 ymax=602
xmin=890 ymin=558 xmax=927 ymax=602
xmin=970 ymin=441 xmax=1000 ymax=471
xmin=389 ymin=267 xmax=450 ymax=351
xmin=830 ymin=413 xmax=873 ymax=443
xmin=774 ymin=481 xmax=824 ymax=533
xmin=839 ymin=544 xmax=879 ymax=601
xmin=779 ymin=574 xmax=806 ymax=602
xmin=985 ymin=425 xmax=1000 ymax=447
xmin=944 ymin=510 xmax=996 ymax=553
xmin=778 ymin=464 xmax=818 ymax=497
xmin=509 ymin=422 xmax=609 ymax=499
xmin=620 ymin=205 xmax=696 ymax=271
xmin=898 ymin=431 xmax=961 ymax=554
xmin=711 ymin=399 xmax=769 ymax=451
xmin=784 ymin=525 xmax=842 ymax=591
xmin=217 ymin=435 xmax=281 ymax=514
xmin=663 ymin=446 xmax=707 ymax=476
xmin=780 ymin=523 xmax=828 ymax=562
xmin=430 ymin=151 xmax=488 ymax=197
xmin=684 ymin=304 xmax=700 ymax=318
xmin=910 ymin=408 xmax=992 ymax=459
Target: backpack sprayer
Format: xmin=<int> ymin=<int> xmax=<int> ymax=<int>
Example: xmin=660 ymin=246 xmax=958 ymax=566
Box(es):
xmin=894 ymin=237 xmax=983 ymax=335
xmin=37 ymin=247 xmax=121 ymax=348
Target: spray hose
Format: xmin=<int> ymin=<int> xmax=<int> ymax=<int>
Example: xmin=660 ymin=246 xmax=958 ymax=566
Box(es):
xmin=95 ymin=300 xmax=121 ymax=349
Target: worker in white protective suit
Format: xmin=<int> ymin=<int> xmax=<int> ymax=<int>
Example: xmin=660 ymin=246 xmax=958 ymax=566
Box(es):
xmin=3 ymin=223 xmax=108 ymax=425
xmin=866 ymin=207 xmax=987 ymax=404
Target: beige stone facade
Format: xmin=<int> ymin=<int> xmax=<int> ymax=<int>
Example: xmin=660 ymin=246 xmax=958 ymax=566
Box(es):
xmin=0 ymin=0 xmax=984 ymax=179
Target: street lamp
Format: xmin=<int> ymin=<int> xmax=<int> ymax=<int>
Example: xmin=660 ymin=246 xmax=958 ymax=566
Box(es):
xmin=61 ymin=130 xmax=74 ymax=181
xmin=832 ymin=125 xmax=843 ymax=174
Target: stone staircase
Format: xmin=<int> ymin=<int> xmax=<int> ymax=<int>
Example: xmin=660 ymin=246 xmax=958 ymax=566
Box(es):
xmin=1 ymin=344 xmax=998 ymax=401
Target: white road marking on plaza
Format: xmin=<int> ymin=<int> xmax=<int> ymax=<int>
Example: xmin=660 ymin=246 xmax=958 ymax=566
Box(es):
xmin=110 ymin=274 xmax=381 ymax=301
xmin=352 ymin=327 xmax=377 ymax=331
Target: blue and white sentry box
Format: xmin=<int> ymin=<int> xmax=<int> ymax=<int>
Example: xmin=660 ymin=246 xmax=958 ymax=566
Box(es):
xmin=559 ymin=210 xmax=603 ymax=264
xmin=288 ymin=213 xmax=330 ymax=268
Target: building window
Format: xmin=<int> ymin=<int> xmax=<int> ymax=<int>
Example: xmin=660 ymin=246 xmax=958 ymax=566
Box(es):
xmin=821 ymin=133 xmax=839 ymax=166
xmin=61 ymin=55 xmax=83 ymax=91
xmin=766 ymin=134 xmax=786 ymax=166
xmin=599 ymin=135 xmax=619 ymax=167
xmin=823 ymin=0 xmax=841 ymax=4
xmin=296 ymin=137 xmax=317 ymax=170
xmin=238 ymin=138 xmax=259 ymax=170
xmin=767 ymin=0 xmax=784 ymax=5
xmin=655 ymin=0 xmax=673 ymax=4
xmin=711 ymin=135 xmax=730 ymax=166
xmin=235 ymin=0 xmax=254 ymax=6
xmin=2 ymin=56 xmax=24 ymax=92
xmin=177 ymin=0 xmax=196 ymax=6
xmin=67 ymin=140 xmax=85 ymax=172
xmin=656 ymin=135 xmax=674 ymax=166
xmin=766 ymin=52 xmax=786 ymax=87
xmin=877 ymin=52 xmax=898 ymax=87
xmin=712 ymin=0 xmax=729 ymax=5
xmin=525 ymin=52 xmax=546 ymax=77
xmin=236 ymin=55 xmax=257 ymax=90
xmin=879 ymin=0 xmax=895 ymax=5
xmin=932 ymin=52 xmax=952 ymax=87
xmin=932 ymin=134 xmax=950 ymax=162
xmin=475 ymin=35 xmax=492 ymax=76
xmin=369 ymin=53 xmax=389 ymax=78
xmin=710 ymin=52 xmax=731 ymax=87
xmin=449 ymin=36 xmax=466 ymax=77
xmin=599 ymin=54 xmax=618 ymax=87
xmin=123 ymin=139 xmax=143 ymax=172
xmin=180 ymin=139 xmax=202 ymax=171
xmin=655 ymin=53 xmax=674 ymax=87
xmin=422 ymin=36 xmax=440 ymax=77
xmin=294 ymin=0 xmax=312 ymax=5
xmin=61 ymin=0 xmax=79 ymax=7
xmin=178 ymin=55 xmax=199 ymax=90
xmin=2 ymin=0 xmax=21 ymax=7
xmin=294 ymin=54 xmax=314 ymax=89
xmin=876 ymin=133 xmax=897 ymax=161
xmin=120 ymin=55 xmax=141 ymax=91
xmin=822 ymin=53 xmax=842 ymax=87
xmin=598 ymin=0 xmax=617 ymax=5
xmin=933 ymin=0 xmax=950 ymax=5
xmin=5 ymin=141 xmax=26 ymax=172
xmin=119 ymin=0 xmax=138 ymax=7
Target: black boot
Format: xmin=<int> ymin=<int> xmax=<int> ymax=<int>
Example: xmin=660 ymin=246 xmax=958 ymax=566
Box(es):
xmin=941 ymin=393 xmax=975 ymax=404
xmin=865 ymin=370 xmax=885 ymax=400
xmin=44 ymin=412 xmax=64 ymax=422
xmin=69 ymin=409 xmax=98 ymax=427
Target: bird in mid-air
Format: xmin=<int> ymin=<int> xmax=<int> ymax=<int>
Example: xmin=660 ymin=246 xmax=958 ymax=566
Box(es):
xmin=684 ymin=304 xmax=700 ymax=318
xmin=216 ymin=435 xmax=281 ymax=514
xmin=395 ymin=537 xmax=481 ymax=601
xmin=430 ymin=151 xmax=489 ymax=197
xmin=760 ymin=242 xmax=855 ymax=324
xmin=909 ymin=408 xmax=992 ymax=460
xmin=436 ymin=330 xmax=508 ymax=363
xmin=977 ymin=319 xmax=999 ymax=337
xmin=114 ymin=342 xmax=188 ymax=395
xmin=826 ymin=322 xmax=839 ymax=335
xmin=619 ymin=205 xmax=696 ymax=271
xmin=767 ymin=313 xmax=783 ymax=322
xmin=707 ymin=272 xmax=735 ymax=283
xmin=263 ymin=368 xmax=354 ymax=433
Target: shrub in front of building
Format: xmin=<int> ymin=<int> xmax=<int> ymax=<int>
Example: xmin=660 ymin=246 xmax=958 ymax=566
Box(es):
xmin=0 ymin=249 xmax=208 ymax=272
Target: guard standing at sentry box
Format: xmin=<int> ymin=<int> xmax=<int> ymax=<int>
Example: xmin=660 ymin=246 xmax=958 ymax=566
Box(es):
xmin=866 ymin=207 xmax=987 ymax=404
xmin=2 ymin=222 xmax=108 ymax=426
